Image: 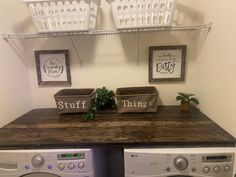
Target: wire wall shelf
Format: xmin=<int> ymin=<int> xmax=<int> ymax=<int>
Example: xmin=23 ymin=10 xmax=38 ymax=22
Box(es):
xmin=2 ymin=23 xmax=212 ymax=40
xmin=1 ymin=23 xmax=212 ymax=66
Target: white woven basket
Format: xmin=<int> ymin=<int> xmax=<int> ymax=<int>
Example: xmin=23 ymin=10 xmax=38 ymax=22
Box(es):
xmin=110 ymin=0 xmax=177 ymax=29
xmin=23 ymin=0 xmax=101 ymax=33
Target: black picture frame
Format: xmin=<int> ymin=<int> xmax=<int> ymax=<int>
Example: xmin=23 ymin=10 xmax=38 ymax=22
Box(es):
xmin=148 ymin=45 xmax=187 ymax=82
xmin=35 ymin=50 xmax=71 ymax=86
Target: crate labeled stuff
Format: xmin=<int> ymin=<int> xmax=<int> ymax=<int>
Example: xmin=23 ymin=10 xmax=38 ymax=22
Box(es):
xmin=109 ymin=0 xmax=177 ymax=29
xmin=116 ymin=87 xmax=158 ymax=113
xmin=23 ymin=0 xmax=101 ymax=33
xmin=54 ymin=89 xmax=95 ymax=114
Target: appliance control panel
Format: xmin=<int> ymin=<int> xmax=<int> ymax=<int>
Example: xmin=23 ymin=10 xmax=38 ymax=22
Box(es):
xmin=0 ymin=149 xmax=94 ymax=174
xmin=124 ymin=147 xmax=235 ymax=177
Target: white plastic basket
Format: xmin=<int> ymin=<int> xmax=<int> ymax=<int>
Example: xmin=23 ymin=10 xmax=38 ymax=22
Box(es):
xmin=110 ymin=0 xmax=177 ymax=29
xmin=23 ymin=0 xmax=101 ymax=33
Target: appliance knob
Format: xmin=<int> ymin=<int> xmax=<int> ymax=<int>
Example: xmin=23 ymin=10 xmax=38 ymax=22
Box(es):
xmin=191 ymin=167 xmax=197 ymax=172
xmin=58 ymin=163 xmax=65 ymax=170
xmin=31 ymin=154 xmax=45 ymax=167
xmin=166 ymin=167 xmax=171 ymax=172
xmin=78 ymin=162 xmax=85 ymax=169
xmin=68 ymin=163 xmax=75 ymax=169
xmin=224 ymin=165 xmax=231 ymax=172
xmin=203 ymin=166 xmax=210 ymax=173
xmin=174 ymin=156 xmax=188 ymax=170
xmin=214 ymin=166 xmax=220 ymax=173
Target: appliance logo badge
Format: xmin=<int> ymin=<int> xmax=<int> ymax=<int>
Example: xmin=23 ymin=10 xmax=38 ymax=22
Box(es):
xmin=131 ymin=154 xmax=138 ymax=158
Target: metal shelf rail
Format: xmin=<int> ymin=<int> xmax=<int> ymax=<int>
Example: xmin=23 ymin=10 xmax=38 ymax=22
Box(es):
xmin=2 ymin=23 xmax=212 ymax=39
xmin=1 ymin=23 xmax=212 ymax=66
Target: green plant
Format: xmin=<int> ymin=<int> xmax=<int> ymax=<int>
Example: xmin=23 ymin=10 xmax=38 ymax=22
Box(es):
xmin=176 ymin=92 xmax=199 ymax=105
xmin=82 ymin=87 xmax=116 ymax=120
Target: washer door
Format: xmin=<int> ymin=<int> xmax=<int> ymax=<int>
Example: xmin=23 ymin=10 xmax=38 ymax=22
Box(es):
xmin=21 ymin=173 xmax=60 ymax=177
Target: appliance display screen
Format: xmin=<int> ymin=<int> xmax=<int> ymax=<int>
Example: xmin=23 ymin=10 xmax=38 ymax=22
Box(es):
xmin=202 ymin=155 xmax=231 ymax=162
xmin=57 ymin=153 xmax=85 ymax=160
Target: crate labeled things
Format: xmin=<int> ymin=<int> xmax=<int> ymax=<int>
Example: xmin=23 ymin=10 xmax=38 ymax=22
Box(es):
xmin=23 ymin=0 xmax=101 ymax=33
xmin=116 ymin=87 xmax=158 ymax=113
xmin=54 ymin=89 xmax=95 ymax=114
xmin=110 ymin=0 xmax=177 ymax=29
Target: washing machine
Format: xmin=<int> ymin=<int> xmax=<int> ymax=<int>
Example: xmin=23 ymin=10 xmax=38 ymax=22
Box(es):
xmin=124 ymin=147 xmax=235 ymax=177
xmin=0 ymin=148 xmax=106 ymax=177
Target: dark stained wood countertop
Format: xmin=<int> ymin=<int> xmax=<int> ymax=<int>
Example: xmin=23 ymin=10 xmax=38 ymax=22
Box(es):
xmin=0 ymin=106 xmax=234 ymax=149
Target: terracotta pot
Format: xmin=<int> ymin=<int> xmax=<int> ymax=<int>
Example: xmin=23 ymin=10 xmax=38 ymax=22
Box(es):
xmin=180 ymin=101 xmax=190 ymax=112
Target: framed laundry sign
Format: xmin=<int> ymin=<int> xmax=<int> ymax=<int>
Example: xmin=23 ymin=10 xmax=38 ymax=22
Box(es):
xmin=35 ymin=50 xmax=71 ymax=86
xmin=148 ymin=45 xmax=187 ymax=82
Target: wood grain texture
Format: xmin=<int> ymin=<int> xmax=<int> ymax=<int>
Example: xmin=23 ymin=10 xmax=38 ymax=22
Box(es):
xmin=0 ymin=106 xmax=234 ymax=149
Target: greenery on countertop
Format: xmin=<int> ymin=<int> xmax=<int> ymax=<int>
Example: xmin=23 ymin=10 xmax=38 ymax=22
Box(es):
xmin=176 ymin=92 xmax=199 ymax=105
xmin=82 ymin=87 xmax=116 ymax=121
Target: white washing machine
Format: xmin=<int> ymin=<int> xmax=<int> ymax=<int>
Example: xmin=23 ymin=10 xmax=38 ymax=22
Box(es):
xmin=124 ymin=147 xmax=235 ymax=177
xmin=0 ymin=148 xmax=106 ymax=177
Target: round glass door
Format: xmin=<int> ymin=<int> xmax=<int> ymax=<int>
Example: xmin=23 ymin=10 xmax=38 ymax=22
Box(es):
xmin=21 ymin=173 xmax=60 ymax=177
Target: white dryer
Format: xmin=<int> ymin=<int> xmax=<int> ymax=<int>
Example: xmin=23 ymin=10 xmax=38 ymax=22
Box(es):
xmin=124 ymin=147 xmax=235 ymax=177
xmin=0 ymin=148 xmax=106 ymax=177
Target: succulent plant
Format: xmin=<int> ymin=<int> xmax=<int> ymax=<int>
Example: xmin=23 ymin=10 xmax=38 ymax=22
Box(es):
xmin=176 ymin=92 xmax=199 ymax=105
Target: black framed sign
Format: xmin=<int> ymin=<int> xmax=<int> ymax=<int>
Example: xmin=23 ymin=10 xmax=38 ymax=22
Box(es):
xmin=149 ymin=45 xmax=187 ymax=82
xmin=35 ymin=50 xmax=71 ymax=86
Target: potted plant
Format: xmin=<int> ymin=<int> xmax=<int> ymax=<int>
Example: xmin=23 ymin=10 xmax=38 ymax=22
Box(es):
xmin=176 ymin=92 xmax=199 ymax=112
xmin=83 ymin=87 xmax=117 ymax=120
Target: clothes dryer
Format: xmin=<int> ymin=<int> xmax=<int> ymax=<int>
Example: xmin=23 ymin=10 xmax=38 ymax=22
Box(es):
xmin=124 ymin=147 xmax=235 ymax=177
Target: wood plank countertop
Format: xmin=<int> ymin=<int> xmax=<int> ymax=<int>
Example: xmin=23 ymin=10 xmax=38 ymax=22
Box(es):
xmin=0 ymin=106 xmax=234 ymax=149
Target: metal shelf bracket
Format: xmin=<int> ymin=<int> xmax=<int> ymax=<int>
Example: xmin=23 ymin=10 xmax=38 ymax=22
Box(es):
xmin=68 ymin=35 xmax=83 ymax=67
xmin=2 ymin=33 xmax=29 ymax=63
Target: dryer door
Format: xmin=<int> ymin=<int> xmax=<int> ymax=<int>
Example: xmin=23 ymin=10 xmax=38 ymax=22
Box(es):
xmin=21 ymin=173 xmax=60 ymax=177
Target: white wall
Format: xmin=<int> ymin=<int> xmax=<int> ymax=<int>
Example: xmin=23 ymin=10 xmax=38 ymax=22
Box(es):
xmin=22 ymin=0 xmax=199 ymax=108
xmin=0 ymin=1 xmax=33 ymax=127
xmin=194 ymin=0 xmax=236 ymax=137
